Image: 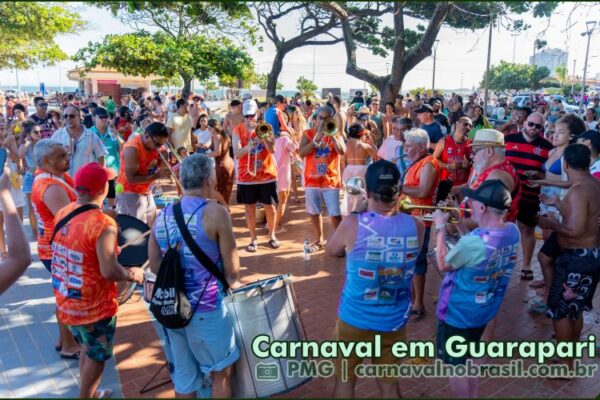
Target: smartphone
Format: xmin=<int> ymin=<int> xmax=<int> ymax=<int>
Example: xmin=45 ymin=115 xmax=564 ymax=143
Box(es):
xmin=0 ymin=148 xmax=6 ymax=172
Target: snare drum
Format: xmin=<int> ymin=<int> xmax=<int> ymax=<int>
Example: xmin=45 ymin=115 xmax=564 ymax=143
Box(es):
xmin=224 ymin=275 xmax=310 ymax=398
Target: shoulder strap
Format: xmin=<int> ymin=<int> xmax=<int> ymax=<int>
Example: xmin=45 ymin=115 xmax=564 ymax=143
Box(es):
xmin=50 ymin=204 xmax=100 ymax=244
xmin=173 ymin=202 xmax=230 ymax=291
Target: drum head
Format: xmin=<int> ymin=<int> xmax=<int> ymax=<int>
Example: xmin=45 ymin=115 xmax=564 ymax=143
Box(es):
xmin=116 ymin=214 xmax=150 ymax=266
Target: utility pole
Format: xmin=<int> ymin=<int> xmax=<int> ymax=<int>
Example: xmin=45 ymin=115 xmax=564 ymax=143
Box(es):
xmin=432 ymin=40 xmax=440 ymax=91
xmin=511 ymin=33 xmax=518 ymax=63
xmin=571 ymin=59 xmax=576 ymax=95
xmin=579 ymin=21 xmax=597 ymax=114
xmin=484 ymin=14 xmax=493 ymax=113
xmin=59 ymin=61 xmax=64 ymax=93
xmin=312 ymin=46 xmax=315 ymax=83
xmin=15 ymin=69 xmax=20 ymax=91
xmin=460 ymin=73 xmax=464 ymax=94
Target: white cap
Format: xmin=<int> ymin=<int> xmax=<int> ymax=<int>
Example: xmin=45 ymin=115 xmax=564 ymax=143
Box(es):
xmin=242 ymin=93 xmax=253 ymax=100
xmin=242 ymin=99 xmax=257 ymax=116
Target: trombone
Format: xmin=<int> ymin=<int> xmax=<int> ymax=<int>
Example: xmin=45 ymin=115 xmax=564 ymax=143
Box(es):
xmin=247 ymin=122 xmax=273 ymax=176
xmin=399 ymin=198 xmax=470 ymax=224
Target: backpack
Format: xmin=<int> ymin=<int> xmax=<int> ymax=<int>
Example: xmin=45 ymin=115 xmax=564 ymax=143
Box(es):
xmin=149 ymin=201 xmax=228 ymax=329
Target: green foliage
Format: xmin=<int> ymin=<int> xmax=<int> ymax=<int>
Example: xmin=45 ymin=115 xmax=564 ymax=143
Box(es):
xmin=201 ymin=80 xmax=219 ymax=91
xmin=554 ymin=65 xmax=569 ymax=89
xmin=0 ymin=2 xmax=84 ymax=69
xmin=251 ymin=73 xmax=282 ymax=91
xmin=296 ymin=76 xmax=318 ymax=97
xmin=481 ymin=61 xmax=550 ymax=94
xmin=152 ymin=76 xmax=183 ymax=90
xmin=74 ymin=32 xmax=253 ymax=95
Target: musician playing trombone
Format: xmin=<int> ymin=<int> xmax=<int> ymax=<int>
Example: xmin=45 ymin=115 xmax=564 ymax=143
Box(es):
xmin=232 ymin=99 xmax=279 ymax=252
xmin=298 ymin=105 xmax=346 ymax=253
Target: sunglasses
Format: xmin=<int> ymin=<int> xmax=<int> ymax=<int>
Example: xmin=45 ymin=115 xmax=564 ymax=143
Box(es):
xmin=149 ymin=136 xmax=163 ymax=148
xmin=38 ymin=103 xmax=48 ymax=108
xmin=462 ymin=121 xmax=473 ymax=128
xmin=527 ymin=121 xmax=543 ymax=130
xmin=32 ymin=130 xmax=42 ymax=134
xmin=97 ymin=115 xmax=109 ymax=119
xmin=63 ymin=114 xmax=78 ymax=119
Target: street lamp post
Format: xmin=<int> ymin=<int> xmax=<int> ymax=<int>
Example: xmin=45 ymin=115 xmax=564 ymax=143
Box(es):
xmin=432 ymin=40 xmax=439 ymax=91
xmin=571 ymin=59 xmax=576 ymax=96
xmin=579 ymin=21 xmax=597 ymax=114
xmin=483 ymin=15 xmax=494 ymax=114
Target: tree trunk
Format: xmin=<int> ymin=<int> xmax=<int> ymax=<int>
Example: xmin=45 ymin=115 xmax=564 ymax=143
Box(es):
xmin=267 ymin=50 xmax=285 ymax=100
xmin=379 ymin=77 xmax=404 ymax=106
xmin=180 ymin=74 xmax=192 ymax=99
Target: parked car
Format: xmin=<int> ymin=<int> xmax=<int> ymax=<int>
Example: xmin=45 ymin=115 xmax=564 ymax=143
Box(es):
xmin=543 ymin=95 xmax=580 ymax=113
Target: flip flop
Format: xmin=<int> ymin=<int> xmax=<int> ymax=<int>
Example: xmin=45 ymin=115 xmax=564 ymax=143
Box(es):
xmin=268 ymin=239 xmax=280 ymax=249
xmin=521 ymin=269 xmax=534 ymax=281
xmin=60 ymin=351 xmax=80 ymax=360
xmin=54 ymin=345 xmax=62 ymax=352
xmin=409 ymin=309 xmax=426 ymax=322
xmin=95 ymin=388 xmax=112 ymax=399
xmin=309 ymin=241 xmax=324 ymax=253
xmin=246 ymin=241 xmax=257 ymax=253
xmin=528 ymin=299 xmax=547 ymax=315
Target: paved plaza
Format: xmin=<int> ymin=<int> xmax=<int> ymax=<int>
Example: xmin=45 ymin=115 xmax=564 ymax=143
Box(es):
xmin=1 ymin=189 xmax=600 ymax=398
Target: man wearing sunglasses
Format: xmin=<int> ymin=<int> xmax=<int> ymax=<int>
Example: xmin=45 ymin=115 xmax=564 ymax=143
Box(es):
xmin=28 ymin=96 xmax=58 ymax=139
xmin=51 ymin=106 xmax=107 ymax=178
xmin=505 ymin=112 xmax=553 ymax=281
xmin=116 ymin=122 xmax=170 ymax=225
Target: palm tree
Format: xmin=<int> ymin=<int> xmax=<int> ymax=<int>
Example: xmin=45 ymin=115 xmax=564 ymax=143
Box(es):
xmin=555 ymin=65 xmax=569 ymax=90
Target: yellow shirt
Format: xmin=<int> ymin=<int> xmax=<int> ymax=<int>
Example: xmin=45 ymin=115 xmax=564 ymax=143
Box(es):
xmin=166 ymin=113 xmax=193 ymax=152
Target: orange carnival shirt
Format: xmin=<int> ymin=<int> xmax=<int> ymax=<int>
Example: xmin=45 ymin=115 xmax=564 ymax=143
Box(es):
xmin=31 ymin=170 xmax=77 ymax=260
xmin=51 ymin=203 xmax=119 ymax=326
xmin=117 ymin=135 xmax=160 ymax=194
xmin=234 ymin=123 xmax=277 ymax=183
xmin=303 ymin=128 xmax=340 ymax=189
xmin=402 ymin=155 xmax=440 ymax=218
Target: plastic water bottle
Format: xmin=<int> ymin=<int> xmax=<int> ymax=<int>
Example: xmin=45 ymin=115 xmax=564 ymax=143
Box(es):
xmin=303 ymin=239 xmax=311 ymax=261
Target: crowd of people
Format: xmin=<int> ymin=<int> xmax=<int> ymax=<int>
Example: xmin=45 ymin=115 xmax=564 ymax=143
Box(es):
xmin=0 ymin=87 xmax=599 ymax=399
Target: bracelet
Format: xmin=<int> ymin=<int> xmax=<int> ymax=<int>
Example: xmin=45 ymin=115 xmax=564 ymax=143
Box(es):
xmin=435 ymin=223 xmax=446 ymax=232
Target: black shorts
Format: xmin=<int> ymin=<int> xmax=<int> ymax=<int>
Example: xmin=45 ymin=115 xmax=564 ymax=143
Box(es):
xmin=236 ymin=182 xmax=278 ymax=205
xmin=546 ymin=248 xmax=600 ymax=321
xmin=436 ymin=320 xmax=486 ymax=365
xmin=540 ymin=231 xmax=562 ymax=259
xmin=516 ymin=198 xmax=539 ymax=227
xmin=107 ymin=178 xmax=116 ymax=200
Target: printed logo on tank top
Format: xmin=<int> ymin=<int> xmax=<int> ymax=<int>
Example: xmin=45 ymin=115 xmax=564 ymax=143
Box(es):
xmin=387 ymin=237 xmax=404 ymax=247
xmin=365 ymin=250 xmax=384 ymax=262
xmin=377 ymin=266 xmax=405 ymax=285
xmin=367 ymin=236 xmax=385 ymax=248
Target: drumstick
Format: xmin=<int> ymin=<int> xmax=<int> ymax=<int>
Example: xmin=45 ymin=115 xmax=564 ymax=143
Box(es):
xmin=158 ymin=151 xmax=184 ymax=192
xmin=119 ymin=229 xmax=152 ymax=251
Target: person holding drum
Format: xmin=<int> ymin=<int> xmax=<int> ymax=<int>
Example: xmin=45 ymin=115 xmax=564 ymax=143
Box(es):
xmin=232 ymin=99 xmax=279 ymax=252
xmin=327 ymin=160 xmax=424 ymax=398
xmin=51 ymin=162 xmax=144 ymax=399
xmin=148 ymin=154 xmax=241 ymax=398
xmin=116 ymin=122 xmax=171 ymax=226
xmin=31 ymin=138 xmax=81 ymax=360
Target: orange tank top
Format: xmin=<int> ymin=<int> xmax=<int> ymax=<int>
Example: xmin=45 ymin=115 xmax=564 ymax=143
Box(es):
xmin=403 ymin=155 xmax=440 ymax=216
xmin=303 ymin=128 xmax=340 ymax=188
xmin=51 ymin=203 xmax=119 ymax=326
xmin=234 ymin=123 xmax=277 ymax=183
xmin=117 ymin=135 xmax=159 ymax=194
xmin=31 ymin=170 xmax=77 ymax=260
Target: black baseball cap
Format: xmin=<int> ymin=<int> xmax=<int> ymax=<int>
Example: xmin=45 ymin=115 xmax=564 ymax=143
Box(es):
xmin=415 ymin=104 xmax=434 ymax=114
xmin=92 ymin=107 xmax=109 ymax=118
xmin=461 ymin=179 xmax=511 ymax=210
xmin=576 ymin=130 xmax=600 ymax=152
xmin=365 ymin=160 xmax=401 ymax=197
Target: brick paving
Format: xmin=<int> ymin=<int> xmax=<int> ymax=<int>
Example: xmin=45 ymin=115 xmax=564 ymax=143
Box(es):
xmin=114 ymin=188 xmax=600 ymax=399
xmin=2 ymin=190 xmax=600 ymax=398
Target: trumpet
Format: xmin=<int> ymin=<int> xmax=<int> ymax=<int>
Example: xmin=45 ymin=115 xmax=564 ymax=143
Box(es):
xmin=256 ymin=122 xmax=274 ymax=139
xmin=322 ymin=117 xmax=338 ymax=136
xmin=399 ymin=198 xmax=470 ymax=213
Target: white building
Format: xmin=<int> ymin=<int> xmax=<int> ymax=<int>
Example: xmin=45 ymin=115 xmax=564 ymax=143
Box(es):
xmin=530 ymin=48 xmax=568 ymax=77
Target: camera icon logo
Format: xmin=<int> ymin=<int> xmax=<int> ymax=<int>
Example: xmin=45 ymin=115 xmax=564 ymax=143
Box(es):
xmin=255 ymin=363 xmax=279 ymax=380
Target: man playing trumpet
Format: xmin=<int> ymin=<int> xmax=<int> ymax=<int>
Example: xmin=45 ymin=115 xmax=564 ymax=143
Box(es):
xmin=298 ymin=106 xmax=346 ymax=253
xmin=233 ymin=99 xmax=279 ymax=252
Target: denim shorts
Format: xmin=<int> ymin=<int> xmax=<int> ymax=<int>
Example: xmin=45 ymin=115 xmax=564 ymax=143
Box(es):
xmin=22 ymin=172 xmax=34 ymax=194
xmin=305 ymin=187 xmax=341 ymax=217
xmin=164 ymin=304 xmax=239 ymax=394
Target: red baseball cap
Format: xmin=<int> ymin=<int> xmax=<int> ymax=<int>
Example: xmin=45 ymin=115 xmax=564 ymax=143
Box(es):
xmin=74 ymin=162 xmax=116 ymax=195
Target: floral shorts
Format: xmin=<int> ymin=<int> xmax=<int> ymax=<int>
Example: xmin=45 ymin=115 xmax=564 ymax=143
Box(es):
xmin=67 ymin=316 xmax=117 ymax=362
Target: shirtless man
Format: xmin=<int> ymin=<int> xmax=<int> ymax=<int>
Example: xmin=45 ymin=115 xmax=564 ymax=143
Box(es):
xmin=223 ymin=99 xmax=244 ymax=136
xmin=538 ymin=143 xmax=600 ymax=370
xmin=341 ymin=123 xmax=378 ymax=215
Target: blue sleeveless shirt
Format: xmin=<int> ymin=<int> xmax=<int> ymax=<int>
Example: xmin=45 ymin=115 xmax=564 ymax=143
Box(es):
xmin=338 ymin=211 xmax=420 ymax=332
xmin=437 ymin=223 xmax=521 ymax=328
xmin=264 ymin=105 xmax=281 ymax=136
xmin=153 ymin=196 xmax=224 ymax=313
